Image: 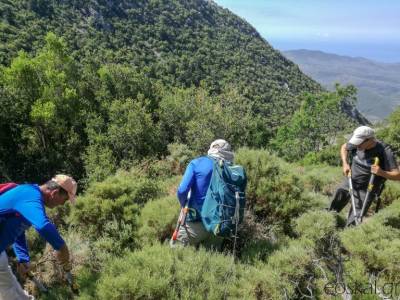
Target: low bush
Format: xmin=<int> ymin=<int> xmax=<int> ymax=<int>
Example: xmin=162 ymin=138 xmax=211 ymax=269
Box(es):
xmin=237 ymin=211 xmax=287 ymax=264
xmin=95 ymin=244 xmax=251 ymax=299
xmin=69 ymin=169 xmax=161 ymax=240
xmin=295 ymin=210 xmax=337 ymax=243
xmin=340 ymin=218 xmax=400 ymax=282
xmin=254 ymin=239 xmax=316 ymax=299
xmin=137 ymin=196 xmax=180 ymax=246
xmin=235 ymin=148 xmax=318 ymax=233
xmin=300 ymin=143 xmax=343 ymax=167
xmin=297 ymin=164 xmax=342 ymax=196
xmin=377 ymin=180 xmax=400 ymax=210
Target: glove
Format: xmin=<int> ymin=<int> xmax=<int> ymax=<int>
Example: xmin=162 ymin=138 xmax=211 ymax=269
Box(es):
xmin=17 ymin=262 xmax=31 ymax=279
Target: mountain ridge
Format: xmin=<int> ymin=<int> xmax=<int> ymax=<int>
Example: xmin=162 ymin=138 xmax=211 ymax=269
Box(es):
xmin=283 ymin=49 xmax=400 ymax=122
xmin=0 ymin=0 xmax=319 ymax=120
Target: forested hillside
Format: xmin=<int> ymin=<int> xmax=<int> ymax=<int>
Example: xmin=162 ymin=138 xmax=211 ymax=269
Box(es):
xmin=2 ymin=1 xmax=400 ymax=300
xmin=1 ymin=0 xmax=319 ymax=100
xmin=0 ymin=0 xmax=360 ymax=183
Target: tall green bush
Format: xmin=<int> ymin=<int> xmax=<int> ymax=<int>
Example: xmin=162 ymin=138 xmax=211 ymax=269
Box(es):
xmin=69 ymin=169 xmax=161 ymax=244
xmin=271 ymin=85 xmax=356 ymax=162
xmin=235 ymin=148 xmax=318 ymax=233
xmin=138 ymin=196 xmax=180 ymax=246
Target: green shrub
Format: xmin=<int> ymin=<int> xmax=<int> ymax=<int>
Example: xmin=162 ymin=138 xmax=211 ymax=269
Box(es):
xmin=340 ymin=219 xmax=400 ymax=280
xmin=295 ymin=210 xmax=337 ymax=243
xmin=239 ymin=239 xmax=278 ymax=265
xmin=297 ymin=164 xmax=342 ymax=195
xmin=69 ymin=169 xmax=161 ymax=242
xmin=95 ymin=244 xmax=251 ymax=299
xmin=377 ymin=181 xmax=400 ymax=210
xmin=166 ymin=143 xmax=196 ymax=174
xmin=139 ymin=158 xmax=176 ymax=179
xmin=343 ymin=257 xmax=369 ymax=292
xmin=237 ymin=211 xmax=287 ymax=265
xmin=75 ymin=266 xmax=99 ymax=300
xmin=138 ymin=196 xmax=180 ymax=246
xmin=25 ymin=227 xmax=46 ymax=260
xmin=374 ymin=199 xmax=400 ymax=230
xmin=92 ymin=219 xmax=137 ymax=257
xmin=235 ymin=148 xmax=317 ymax=233
xmin=254 ymin=239 xmax=316 ymax=299
xmin=376 ymin=107 xmax=400 ymax=157
xmin=300 ymin=144 xmax=343 ymax=167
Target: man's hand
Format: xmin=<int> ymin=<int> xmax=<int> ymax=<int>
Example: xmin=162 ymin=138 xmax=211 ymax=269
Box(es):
xmin=371 ymin=164 xmax=383 ymax=176
xmin=54 ymin=244 xmax=70 ymax=267
xmin=17 ymin=262 xmax=31 ymax=279
xmin=343 ymin=163 xmax=351 ymax=176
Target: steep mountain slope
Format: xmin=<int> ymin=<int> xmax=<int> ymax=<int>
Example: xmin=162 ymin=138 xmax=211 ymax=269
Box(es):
xmin=1 ymin=0 xmax=365 ymax=183
xmin=0 ymin=0 xmax=320 ymax=121
xmin=284 ymin=49 xmax=400 ymax=122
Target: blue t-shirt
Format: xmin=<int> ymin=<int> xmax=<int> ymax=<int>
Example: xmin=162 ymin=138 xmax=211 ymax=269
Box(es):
xmin=177 ymin=156 xmax=214 ymax=220
xmin=0 ymin=184 xmax=65 ymax=262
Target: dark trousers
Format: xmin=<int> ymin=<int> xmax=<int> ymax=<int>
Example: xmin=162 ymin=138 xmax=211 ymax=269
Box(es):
xmin=329 ymin=178 xmax=379 ymax=226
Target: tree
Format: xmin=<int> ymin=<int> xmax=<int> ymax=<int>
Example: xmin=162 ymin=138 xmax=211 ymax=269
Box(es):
xmin=271 ymin=85 xmax=357 ymax=161
xmin=0 ymin=33 xmax=88 ymax=181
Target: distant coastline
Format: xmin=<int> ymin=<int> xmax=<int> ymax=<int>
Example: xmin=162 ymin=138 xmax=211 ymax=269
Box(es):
xmin=270 ymin=39 xmax=400 ymax=63
xmin=283 ymin=49 xmax=400 ymax=122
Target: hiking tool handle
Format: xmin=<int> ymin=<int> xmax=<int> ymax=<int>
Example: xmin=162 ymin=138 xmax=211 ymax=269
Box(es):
xmin=172 ymin=206 xmax=189 ymax=241
xmin=367 ymin=157 xmax=380 ymax=192
xmin=348 ymin=170 xmax=359 ymax=225
xmin=359 ymin=157 xmax=380 ymax=223
xmin=171 ymin=190 xmax=191 ymax=241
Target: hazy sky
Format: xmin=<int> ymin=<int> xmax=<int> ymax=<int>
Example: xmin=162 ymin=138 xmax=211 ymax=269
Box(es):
xmin=214 ymin=0 xmax=400 ymax=62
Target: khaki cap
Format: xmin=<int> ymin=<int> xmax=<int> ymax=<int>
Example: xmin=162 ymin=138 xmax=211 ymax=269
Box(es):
xmin=52 ymin=174 xmax=77 ymax=204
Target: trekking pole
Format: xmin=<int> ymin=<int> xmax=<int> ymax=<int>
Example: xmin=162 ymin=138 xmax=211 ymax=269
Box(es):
xmin=27 ymin=271 xmax=48 ymax=293
xmin=65 ymin=271 xmax=79 ymax=295
xmin=171 ymin=190 xmax=191 ymax=242
xmin=374 ymin=182 xmax=385 ymax=213
xmin=359 ymin=157 xmax=380 ymax=223
xmin=348 ymin=170 xmax=359 ymax=225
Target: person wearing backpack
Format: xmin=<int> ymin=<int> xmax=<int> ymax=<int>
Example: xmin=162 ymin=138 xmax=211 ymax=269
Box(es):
xmin=170 ymin=139 xmax=235 ymax=248
xmin=329 ymin=126 xmax=400 ymax=225
xmin=0 ymin=175 xmax=77 ymax=300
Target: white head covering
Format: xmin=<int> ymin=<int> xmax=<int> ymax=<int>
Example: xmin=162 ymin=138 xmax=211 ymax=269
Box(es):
xmin=207 ymin=139 xmax=234 ymax=162
xmin=348 ymin=126 xmax=375 ymax=146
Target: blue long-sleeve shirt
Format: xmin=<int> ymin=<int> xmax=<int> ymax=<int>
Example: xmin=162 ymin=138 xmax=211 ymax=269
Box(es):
xmin=0 ymin=184 xmax=65 ymax=262
xmin=177 ymin=156 xmax=214 ymax=220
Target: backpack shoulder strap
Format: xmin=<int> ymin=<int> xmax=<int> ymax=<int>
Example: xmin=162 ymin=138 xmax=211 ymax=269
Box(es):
xmin=347 ymin=147 xmax=357 ymax=165
xmin=0 ymin=183 xmax=18 ymax=195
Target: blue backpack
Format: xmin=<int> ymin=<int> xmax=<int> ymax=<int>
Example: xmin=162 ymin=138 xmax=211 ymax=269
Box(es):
xmin=201 ymin=158 xmax=247 ymax=237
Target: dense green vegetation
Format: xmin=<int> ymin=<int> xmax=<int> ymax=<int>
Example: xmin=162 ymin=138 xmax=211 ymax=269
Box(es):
xmin=1 ymin=1 xmax=400 ymax=299
xmin=2 ymin=0 xmax=363 ymax=184
xmin=21 ymin=148 xmax=400 ymax=299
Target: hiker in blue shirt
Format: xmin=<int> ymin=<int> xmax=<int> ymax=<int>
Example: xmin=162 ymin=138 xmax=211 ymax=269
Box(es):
xmin=170 ymin=139 xmax=234 ymax=248
xmin=0 ymin=175 xmax=77 ymax=300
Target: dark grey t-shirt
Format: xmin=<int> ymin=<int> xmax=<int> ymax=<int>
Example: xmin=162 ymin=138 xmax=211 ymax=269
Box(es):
xmin=347 ymin=141 xmax=398 ymax=189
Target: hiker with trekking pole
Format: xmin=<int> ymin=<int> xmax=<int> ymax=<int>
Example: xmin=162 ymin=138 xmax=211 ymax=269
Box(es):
xmin=329 ymin=126 xmax=400 ymax=226
xmin=0 ymin=175 xmax=79 ymax=299
xmin=170 ymin=139 xmax=246 ymax=249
